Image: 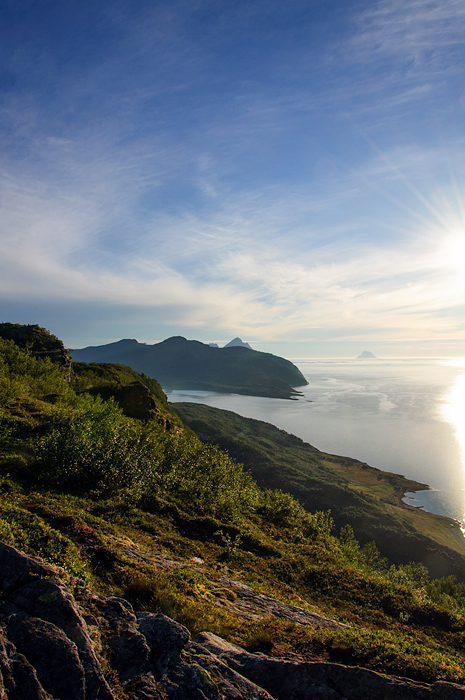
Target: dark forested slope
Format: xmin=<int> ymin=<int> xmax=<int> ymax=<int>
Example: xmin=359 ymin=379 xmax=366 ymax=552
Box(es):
xmin=72 ymin=335 xmax=308 ymax=398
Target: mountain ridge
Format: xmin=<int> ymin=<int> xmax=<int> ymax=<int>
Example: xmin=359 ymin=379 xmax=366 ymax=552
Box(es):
xmin=72 ymin=335 xmax=308 ymax=399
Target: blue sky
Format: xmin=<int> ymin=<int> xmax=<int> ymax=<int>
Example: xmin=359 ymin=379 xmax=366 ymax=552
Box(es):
xmin=1 ymin=0 xmax=465 ymax=357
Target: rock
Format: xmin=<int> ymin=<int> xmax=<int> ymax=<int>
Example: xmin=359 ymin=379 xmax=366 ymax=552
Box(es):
xmin=5 ymin=614 xmax=85 ymax=700
xmin=193 ymin=632 xmax=465 ymax=700
xmin=137 ymin=613 xmax=191 ymax=670
xmin=7 ymin=578 xmax=92 ymax=649
xmin=114 ymin=382 xmax=160 ymax=421
xmin=0 ymin=629 xmax=52 ymax=700
xmin=189 ymin=650 xmax=274 ymax=699
xmin=0 ymin=542 xmax=57 ymax=594
xmin=223 ymin=338 xmax=252 ymax=349
xmin=0 ymin=543 xmax=114 ymax=700
xmin=98 ymin=597 xmax=151 ymax=682
xmin=0 ymin=323 xmax=72 ymax=376
xmin=124 ymin=672 xmax=169 ymax=699
xmin=215 ymin=576 xmax=349 ymax=627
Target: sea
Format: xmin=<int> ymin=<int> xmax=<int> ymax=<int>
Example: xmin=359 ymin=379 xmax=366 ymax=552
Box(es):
xmin=167 ymin=358 xmax=465 ymax=529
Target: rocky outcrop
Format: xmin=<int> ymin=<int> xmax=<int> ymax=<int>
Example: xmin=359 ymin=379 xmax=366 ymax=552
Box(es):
xmin=113 ymin=381 xmax=179 ymax=433
xmin=193 ymin=633 xmax=465 ymax=700
xmin=0 ymin=543 xmax=112 ymax=700
xmin=212 ymin=577 xmax=349 ymax=627
xmin=1 ymin=541 xmax=465 ymax=700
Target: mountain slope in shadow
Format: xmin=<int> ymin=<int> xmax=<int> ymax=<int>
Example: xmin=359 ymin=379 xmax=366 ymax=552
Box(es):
xmin=72 ymin=336 xmax=308 ymax=399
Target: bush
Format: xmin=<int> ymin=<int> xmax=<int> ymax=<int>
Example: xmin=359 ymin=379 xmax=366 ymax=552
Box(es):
xmin=34 ymin=391 xmax=260 ymax=520
xmin=258 ymin=489 xmax=306 ymax=527
xmin=35 ymin=393 xmax=162 ymax=496
xmin=157 ymin=433 xmax=260 ymax=520
xmin=294 ymin=626 xmax=465 ymax=683
xmin=258 ymin=489 xmax=333 ymax=541
xmin=0 ymin=339 xmax=69 ymax=404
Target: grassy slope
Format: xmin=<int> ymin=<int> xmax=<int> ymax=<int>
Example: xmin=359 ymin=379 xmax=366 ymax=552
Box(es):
xmin=3 ymin=333 xmax=465 ymax=686
xmin=173 ymin=402 xmax=465 ymax=580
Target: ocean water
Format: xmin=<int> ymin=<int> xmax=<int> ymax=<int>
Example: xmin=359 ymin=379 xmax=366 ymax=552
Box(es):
xmin=168 ymin=358 xmax=465 ymax=526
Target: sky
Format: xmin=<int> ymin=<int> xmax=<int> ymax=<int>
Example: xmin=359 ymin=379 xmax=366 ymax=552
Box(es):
xmin=1 ymin=0 xmax=465 ymax=358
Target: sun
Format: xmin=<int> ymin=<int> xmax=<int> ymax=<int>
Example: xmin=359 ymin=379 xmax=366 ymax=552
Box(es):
xmin=428 ymin=230 xmax=465 ymax=302
xmin=437 ymin=231 xmax=465 ymax=271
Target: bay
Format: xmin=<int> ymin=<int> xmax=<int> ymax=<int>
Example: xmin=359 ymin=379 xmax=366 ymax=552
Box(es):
xmin=168 ymin=358 xmax=465 ymax=526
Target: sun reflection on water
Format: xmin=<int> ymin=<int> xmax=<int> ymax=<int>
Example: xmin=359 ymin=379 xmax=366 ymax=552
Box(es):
xmin=440 ymin=365 xmax=465 ymax=530
xmin=443 ymin=358 xmax=465 ymax=369
xmin=441 ymin=372 xmax=465 ymax=461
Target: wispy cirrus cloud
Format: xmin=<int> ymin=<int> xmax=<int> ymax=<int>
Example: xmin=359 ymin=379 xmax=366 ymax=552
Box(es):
xmin=352 ymin=0 xmax=465 ymax=68
xmin=1 ymin=132 xmax=464 ymax=339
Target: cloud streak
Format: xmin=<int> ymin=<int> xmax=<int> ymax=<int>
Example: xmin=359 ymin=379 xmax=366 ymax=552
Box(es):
xmin=353 ymin=0 xmax=465 ymax=67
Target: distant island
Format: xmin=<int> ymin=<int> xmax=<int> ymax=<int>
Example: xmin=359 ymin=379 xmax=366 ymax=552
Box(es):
xmin=357 ymin=350 xmax=376 ymax=359
xmin=72 ymin=336 xmax=307 ymax=399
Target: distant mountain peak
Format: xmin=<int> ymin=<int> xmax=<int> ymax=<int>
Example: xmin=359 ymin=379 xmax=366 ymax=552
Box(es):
xmin=357 ymin=350 xmax=376 ymax=359
xmin=224 ymin=337 xmax=252 ymax=349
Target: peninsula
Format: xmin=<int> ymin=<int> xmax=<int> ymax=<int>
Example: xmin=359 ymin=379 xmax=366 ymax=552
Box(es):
xmin=71 ymin=335 xmax=307 ymax=399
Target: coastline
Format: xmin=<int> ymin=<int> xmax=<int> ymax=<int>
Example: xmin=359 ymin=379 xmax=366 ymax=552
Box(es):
xmin=169 ymin=356 xmax=465 ymax=528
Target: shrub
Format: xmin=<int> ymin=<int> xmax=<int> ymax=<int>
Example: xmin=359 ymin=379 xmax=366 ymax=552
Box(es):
xmin=0 ymin=338 xmax=70 ymax=403
xmin=35 ymin=393 xmax=162 ymax=496
xmin=157 ymin=433 xmax=260 ymax=520
xmin=258 ymin=489 xmax=306 ymax=527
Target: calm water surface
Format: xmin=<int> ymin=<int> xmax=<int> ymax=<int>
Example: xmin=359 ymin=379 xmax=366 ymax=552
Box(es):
xmin=168 ymin=358 xmax=465 ymax=525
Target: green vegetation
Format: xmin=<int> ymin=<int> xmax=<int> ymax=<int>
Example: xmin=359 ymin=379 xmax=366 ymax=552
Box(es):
xmin=2 ymin=326 xmax=465 ymax=687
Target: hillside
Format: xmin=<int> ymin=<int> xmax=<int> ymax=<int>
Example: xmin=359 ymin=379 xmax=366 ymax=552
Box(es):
xmin=71 ymin=335 xmax=307 ymax=399
xmin=3 ymin=326 xmax=465 ymax=696
xmin=173 ymin=402 xmax=465 ymax=580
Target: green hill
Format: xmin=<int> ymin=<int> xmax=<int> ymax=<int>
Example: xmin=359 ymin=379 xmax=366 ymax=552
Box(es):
xmin=2 ymin=325 xmax=465 ymax=692
xmin=71 ymin=335 xmax=308 ymax=399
